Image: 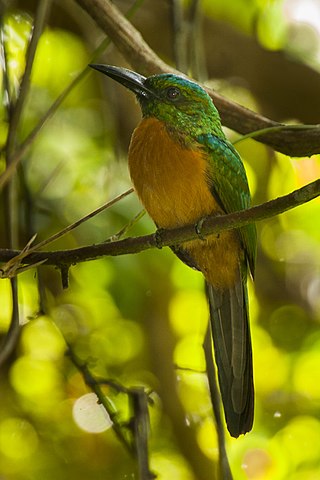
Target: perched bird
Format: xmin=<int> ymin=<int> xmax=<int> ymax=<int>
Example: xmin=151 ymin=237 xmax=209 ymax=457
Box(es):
xmin=90 ymin=64 xmax=257 ymax=438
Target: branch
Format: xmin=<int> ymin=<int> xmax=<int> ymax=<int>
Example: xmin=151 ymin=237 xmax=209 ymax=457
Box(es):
xmin=0 ymin=0 xmax=51 ymax=368
xmin=67 ymin=345 xmax=134 ymax=454
xmin=75 ymin=0 xmax=320 ymax=157
xmin=129 ymin=388 xmax=156 ymax=480
xmin=0 ymin=178 xmax=319 ymax=269
xmin=0 ymin=0 xmax=143 ymax=190
xmin=67 ymin=346 xmax=156 ymax=479
xmin=203 ymin=326 xmax=232 ymax=480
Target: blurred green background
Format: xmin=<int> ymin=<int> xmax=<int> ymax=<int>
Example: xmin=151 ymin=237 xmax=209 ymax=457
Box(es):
xmin=1 ymin=0 xmax=320 ymax=479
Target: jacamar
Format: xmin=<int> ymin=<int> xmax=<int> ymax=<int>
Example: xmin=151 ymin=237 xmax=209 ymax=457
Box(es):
xmin=90 ymin=64 xmax=257 ymax=438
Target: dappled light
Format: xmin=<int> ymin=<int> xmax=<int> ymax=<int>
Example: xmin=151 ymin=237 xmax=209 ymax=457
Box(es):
xmin=1 ymin=1 xmax=320 ymax=479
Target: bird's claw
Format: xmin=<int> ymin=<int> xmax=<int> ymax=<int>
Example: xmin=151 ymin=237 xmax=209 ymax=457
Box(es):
xmin=195 ymin=216 xmax=208 ymax=241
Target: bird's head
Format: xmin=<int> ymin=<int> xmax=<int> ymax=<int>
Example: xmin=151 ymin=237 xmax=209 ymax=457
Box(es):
xmin=90 ymin=64 xmax=224 ymax=138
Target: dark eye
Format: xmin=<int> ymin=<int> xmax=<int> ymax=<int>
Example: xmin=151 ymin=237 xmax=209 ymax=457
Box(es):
xmin=166 ymin=87 xmax=180 ymax=101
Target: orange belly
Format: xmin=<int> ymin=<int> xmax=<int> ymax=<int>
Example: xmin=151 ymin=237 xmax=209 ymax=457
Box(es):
xmin=128 ymin=117 xmax=240 ymax=288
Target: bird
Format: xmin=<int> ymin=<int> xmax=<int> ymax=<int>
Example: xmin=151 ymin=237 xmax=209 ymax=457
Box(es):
xmin=90 ymin=64 xmax=257 ymax=438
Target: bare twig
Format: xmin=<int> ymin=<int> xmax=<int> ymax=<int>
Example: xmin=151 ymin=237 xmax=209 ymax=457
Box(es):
xmin=170 ymin=0 xmax=188 ymax=73
xmin=130 ymin=388 xmax=156 ymax=480
xmin=75 ymin=0 xmax=320 ymax=157
xmin=66 ymin=345 xmax=134 ymax=454
xmin=203 ymin=325 xmax=233 ymax=480
xmin=5 ymin=0 xmax=51 ymax=156
xmin=106 ymin=208 xmax=145 ymax=242
xmin=0 ymin=0 xmax=51 ymax=368
xmin=67 ymin=346 xmax=155 ymax=478
xmin=187 ymin=0 xmax=207 ymax=81
xmin=0 ymin=188 xmax=134 ymax=277
xmin=0 ymin=0 xmax=145 ymax=190
xmin=0 ymin=279 xmax=20 ymax=366
xmin=77 ymin=0 xmax=171 ymax=76
xmin=0 ymin=177 xmax=318 ymax=269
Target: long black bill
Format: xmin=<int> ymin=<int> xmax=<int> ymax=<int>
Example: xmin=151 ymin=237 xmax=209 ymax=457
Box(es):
xmin=89 ymin=64 xmax=154 ymax=98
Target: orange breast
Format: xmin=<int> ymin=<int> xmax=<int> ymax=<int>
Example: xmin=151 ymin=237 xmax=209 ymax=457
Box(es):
xmin=128 ymin=117 xmax=219 ymax=228
xmin=128 ymin=117 xmax=240 ymax=288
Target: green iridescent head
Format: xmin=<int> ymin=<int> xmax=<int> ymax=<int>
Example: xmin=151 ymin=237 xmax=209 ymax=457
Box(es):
xmin=90 ymin=64 xmax=224 ymax=138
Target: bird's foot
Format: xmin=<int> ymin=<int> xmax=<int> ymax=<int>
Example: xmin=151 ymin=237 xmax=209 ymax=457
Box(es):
xmin=195 ymin=216 xmax=208 ymax=241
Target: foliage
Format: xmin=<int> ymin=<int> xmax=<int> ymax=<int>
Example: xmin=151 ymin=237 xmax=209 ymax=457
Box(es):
xmin=1 ymin=1 xmax=320 ymax=479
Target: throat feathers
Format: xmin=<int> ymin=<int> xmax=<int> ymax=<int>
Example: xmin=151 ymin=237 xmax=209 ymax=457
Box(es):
xmin=90 ymin=64 xmax=257 ymax=438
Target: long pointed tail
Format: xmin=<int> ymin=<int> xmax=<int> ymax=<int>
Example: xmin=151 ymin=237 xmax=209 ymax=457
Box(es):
xmin=206 ymin=277 xmax=254 ymax=437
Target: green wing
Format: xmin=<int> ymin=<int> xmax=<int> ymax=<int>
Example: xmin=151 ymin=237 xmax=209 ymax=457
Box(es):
xmin=197 ymin=134 xmax=257 ymax=276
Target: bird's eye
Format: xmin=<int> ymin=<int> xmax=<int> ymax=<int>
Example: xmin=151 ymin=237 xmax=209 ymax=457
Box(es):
xmin=166 ymin=87 xmax=180 ymax=101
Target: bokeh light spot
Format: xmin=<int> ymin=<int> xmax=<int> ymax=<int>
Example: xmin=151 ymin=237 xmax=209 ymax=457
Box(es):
xmin=253 ymin=326 xmax=289 ymax=394
xmin=21 ymin=316 xmax=65 ymax=360
xmin=0 ymin=417 xmax=38 ymax=460
xmin=151 ymin=452 xmax=193 ymax=480
xmin=73 ymin=393 xmax=112 ymax=433
xmin=174 ymin=335 xmax=206 ymax=372
xmin=293 ymin=349 xmax=320 ymax=400
xmin=273 ymin=416 xmax=320 ymax=467
xmin=197 ymin=418 xmax=218 ymax=460
xmin=169 ymin=290 xmax=208 ymax=337
xmin=0 ymin=279 xmax=12 ymax=331
xmin=89 ymin=319 xmax=144 ymax=364
xmin=10 ymin=356 xmax=61 ymax=398
xmin=269 ymin=305 xmax=308 ymax=350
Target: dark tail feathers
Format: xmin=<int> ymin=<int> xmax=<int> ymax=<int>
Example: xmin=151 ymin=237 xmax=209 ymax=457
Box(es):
xmin=206 ymin=278 xmax=254 ymax=437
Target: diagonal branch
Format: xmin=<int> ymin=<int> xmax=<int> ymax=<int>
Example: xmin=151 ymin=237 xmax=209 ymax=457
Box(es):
xmin=0 ymin=0 xmax=144 ymax=190
xmin=75 ymin=0 xmax=320 ymax=157
xmin=0 ymin=0 xmax=52 ymax=369
xmin=0 ymin=178 xmax=319 ymax=270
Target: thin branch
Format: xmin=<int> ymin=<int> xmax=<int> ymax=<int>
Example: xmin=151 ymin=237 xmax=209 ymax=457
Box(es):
xmin=203 ymin=324 xmax=232 ymax=480
xmin=0 ymin=178 xmax=319 ymax=269
xmin=75 ymin=0 xmax=320 ymax=157
xmin=170 ymin=0 xmax=188 ymax=73
xmin=5 ymin=0 xmax=51 ymax=157
xmin=76 ymin=0 xmax=170 ymax=76
xmin=130 ymin=388 xmax=156 ymax=480
xmin=0 ymin=278 xmax=20 ymax=366
xmin=67 ymin=346 xmax=155 ymax=478
xmin=0 ymin=0 xmax=51 ymax=369
xmin=0 ymin=16 xmax=11 ymax=116
xmin=0 ymin=188 xmax=134 ymax=277
xmin=107 ymin=208 xmax=145 ymax=242
xmin=187 ymin=0 xmax=207 ymax=81
xmin=0 ymin=0 xmax=145 ymax=190
xmin=232 ymin=123 xmax=320 ymax=146
xmin=66 ymin=345 xmax=134 ymax=454
xmin=33 ymin=188 xmax=134 ymax=251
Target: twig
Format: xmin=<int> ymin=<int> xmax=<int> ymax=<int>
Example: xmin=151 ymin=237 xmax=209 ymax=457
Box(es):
xmin=0 ymin=0 xmax=145 ymax=190
xmin=203 ymin=324 xmax=233 ymax=480
xmin=5 ymin=0 xmax=51 ymax=156
xmin=75 ymin=0 xmax=320 ymax=157
xmin=0 ymin=278 xmax=20 ymax=366
xmin=232 ymin=123 xmax=320 ymax=145
xmin=0 ymin=0 xmax=51 ymax=369
xmin=130 ymin=388 xmax=156 ymax=480
xmin=106 ymin=208 xmax=145 ymax=242
xmin=66 ymin=345 xmax=134 ymax=454
xmin=0 ymin=177 xmax=319 ymax=268
xmin=30 ymin=187 xmax=134 ymax=251
xmin=0 ymin=17 xmax=11 ymax=115
xmin=76 ymin=0 xmax=172 ymax=76
xmin=0 ymin=188 xmax=134 ymax=277
xmin=67 ymin=345 xmax=155 ymax=478
xmin=170 ymin=0 xmax=187 ymax=73
xmin=187 ymin=0 xmax=207 ymax=81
